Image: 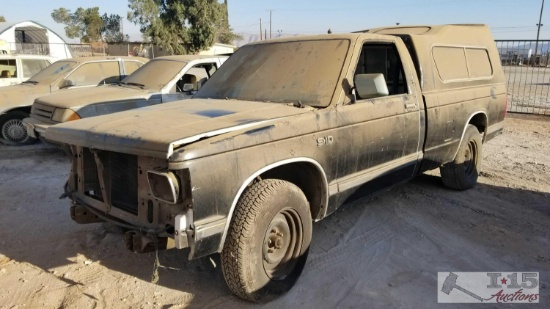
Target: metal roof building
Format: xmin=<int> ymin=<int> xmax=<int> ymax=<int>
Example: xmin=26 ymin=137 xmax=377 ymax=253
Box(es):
xmin=0 ymin=20 xmax=72 ymax=59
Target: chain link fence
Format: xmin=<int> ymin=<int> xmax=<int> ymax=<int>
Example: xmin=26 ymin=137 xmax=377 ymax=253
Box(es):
xmin=0 ymin=41 xmax=172 ymax=59
xmin=67 ymin=42 xmax=172 ymax=58
xmin=496 ymin=40 xmax=550 ymax=115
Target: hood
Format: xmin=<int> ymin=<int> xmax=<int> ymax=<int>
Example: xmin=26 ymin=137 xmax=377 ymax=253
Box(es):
xmin=45 ymin=99 xmax=311 ymax=159
xmin=36 ymin=85 xmax=149 ymax=110
xmin=0 ymin=83 xmax=51 ymax=113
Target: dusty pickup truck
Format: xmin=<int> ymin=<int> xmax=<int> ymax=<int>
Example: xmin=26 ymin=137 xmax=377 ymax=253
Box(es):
xmin=46 ymin=25 xmax=506 ymax=302
xmin=23 ymin=55 xmax=227 ymax=141
xmin=0 ymin=56 xmax=148 ymax=144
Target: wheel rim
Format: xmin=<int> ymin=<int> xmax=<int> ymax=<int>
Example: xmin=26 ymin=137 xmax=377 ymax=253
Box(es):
xmin=464 ymin=139 xmax=478 ymax=176
xmin=262 ymin=208 xmax=303 ymax=281
xmin=1 ymin=118 xmax=29 ymax=143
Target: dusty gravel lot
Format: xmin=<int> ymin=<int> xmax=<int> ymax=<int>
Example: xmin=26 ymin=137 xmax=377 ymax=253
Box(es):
xmin=0 ymin=114 xmax=549 ymax=308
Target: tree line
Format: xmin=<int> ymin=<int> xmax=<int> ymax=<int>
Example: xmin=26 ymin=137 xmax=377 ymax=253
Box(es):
xmin=51 ymin=0 xmax=240 ymax=54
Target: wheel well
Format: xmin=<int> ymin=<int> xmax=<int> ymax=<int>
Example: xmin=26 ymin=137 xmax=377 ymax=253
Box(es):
xmin=1 ymin=106 xmax=31 ymax=117
xmin=261 ymin=162 xmax=327 ymax=221
xmin=469 ymin=113 xmax=487 ymax=137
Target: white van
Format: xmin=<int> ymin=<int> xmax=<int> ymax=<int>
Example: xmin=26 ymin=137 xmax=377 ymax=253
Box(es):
xmin=0 ymin=54 xmax=55 ymax=87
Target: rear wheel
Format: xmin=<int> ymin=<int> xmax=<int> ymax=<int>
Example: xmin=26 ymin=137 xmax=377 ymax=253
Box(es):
xmin=440 ymin=124 xmax=482 ymax=190
xmin=221 ymin=179 xmax=312 ymax=303
xmin=0 ymin=111 xmax=36 ymax=145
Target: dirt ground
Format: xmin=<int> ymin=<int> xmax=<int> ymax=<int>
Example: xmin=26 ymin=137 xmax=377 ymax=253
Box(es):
xmin=0 ymin=114 xmax=549 ymax=308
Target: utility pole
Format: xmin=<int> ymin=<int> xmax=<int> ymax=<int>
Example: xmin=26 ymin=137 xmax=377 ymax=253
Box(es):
xmin=224 ymin=0 xmax=229 ymax=28
xmin=120 ymin=16 xmax=124 ymax=38
xmin=260 ymin=18 xmax=262 ymax=41
xmin=270 ymin=10 xmax=272 ymax=39
xmin=534 ymin=0 xmax=545 ymax=66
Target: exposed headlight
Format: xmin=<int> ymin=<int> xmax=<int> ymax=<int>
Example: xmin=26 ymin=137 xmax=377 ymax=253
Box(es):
xmin=147 ymin=171 xmax=180 ymax=204
xmin=52 ymin=108 xmax=81 ymax=122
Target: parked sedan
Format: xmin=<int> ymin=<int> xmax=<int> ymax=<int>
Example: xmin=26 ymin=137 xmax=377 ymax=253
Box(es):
xmin=23 ymin=55 xmax=227 ymax=142
xmin=0 ymin=56 xmax=148 ymax=144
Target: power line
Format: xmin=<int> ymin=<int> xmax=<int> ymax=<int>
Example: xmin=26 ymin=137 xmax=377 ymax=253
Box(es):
xmin=248 ymin=0 xmax=499 ymax=12
xmin=492 ymin=26 xmax=538 ymax=29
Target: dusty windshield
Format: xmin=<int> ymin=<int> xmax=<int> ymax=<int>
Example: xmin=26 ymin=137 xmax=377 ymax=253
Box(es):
xmin=26 ymin=61 xmax=77 ymax=85
xmin=121 ymin=59 xmax=187 ymax=91
xmin=194 ymin=39 xmax=350 ymax=107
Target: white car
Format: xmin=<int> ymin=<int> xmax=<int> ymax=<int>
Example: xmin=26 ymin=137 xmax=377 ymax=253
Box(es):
xmin=0 ymin=54 xmax=55 ymax=87
xmin=24 ymin=55 xmax=227 ymax=142
xmin=0 ymin=56 xmax=148 ymax=144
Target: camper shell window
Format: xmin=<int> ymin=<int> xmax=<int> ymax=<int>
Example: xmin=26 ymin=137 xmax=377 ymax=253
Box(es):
xmin=433 ymin=45 xmax=493 ymax=82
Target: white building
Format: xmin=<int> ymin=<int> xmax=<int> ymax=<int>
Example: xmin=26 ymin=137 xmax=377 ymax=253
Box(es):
xmin=199 ymin=43 xmax=236 ymax=55
xmin=0 ymin=20 xmax=72 ymax=59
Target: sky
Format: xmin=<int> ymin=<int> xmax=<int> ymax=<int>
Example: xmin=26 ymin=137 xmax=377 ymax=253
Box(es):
xmin=1 ymin=0 xmax=549 ymax=42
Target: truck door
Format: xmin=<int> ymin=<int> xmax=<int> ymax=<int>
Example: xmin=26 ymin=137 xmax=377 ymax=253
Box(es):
xmin=334 ymin=41 xmax=422 ymax=193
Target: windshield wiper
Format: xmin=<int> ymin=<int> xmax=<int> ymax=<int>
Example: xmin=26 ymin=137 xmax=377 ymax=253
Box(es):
xmin=119 ymin=81 xmax=145 ymax=89
xmin=22 ymin=80 xmax=38 ymax=85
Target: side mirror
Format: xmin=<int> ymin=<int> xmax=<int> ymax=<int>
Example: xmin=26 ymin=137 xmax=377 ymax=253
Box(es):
xmin=354 ymin=73 xmax=389 ymax=99
xmin=59 ymin=79 xmax=76 ymax=89
xmin=183 ymin=83 xmax=194 ymax=92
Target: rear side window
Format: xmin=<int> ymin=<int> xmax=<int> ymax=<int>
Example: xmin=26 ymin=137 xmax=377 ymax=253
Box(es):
xmin=433 ymin=46 xmax=493 ymax=81
xmin=466 ymin=48 xmax=493 ymax=78
xmin=67 ymin=61 xmax=121 ymax=86
xmin=124 ymin=61 xmax=144 ymax=76
xmin=21 ymin=59 xmax=50 ymax=78
xmin=0 ymin=59 xmax=17 ymax=78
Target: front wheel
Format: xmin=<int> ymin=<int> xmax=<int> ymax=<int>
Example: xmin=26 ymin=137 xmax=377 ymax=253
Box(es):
xmin=440 ymin=124 xmax=483 ymax=190
xmin=0 ymin=111 xmax=36 ymax=145
xmin=221 ymin=179 xmax=312 ymax=303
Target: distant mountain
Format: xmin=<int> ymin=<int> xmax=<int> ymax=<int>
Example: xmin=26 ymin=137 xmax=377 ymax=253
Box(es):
xmin=497 ymin=41 xmax=550 ymax=57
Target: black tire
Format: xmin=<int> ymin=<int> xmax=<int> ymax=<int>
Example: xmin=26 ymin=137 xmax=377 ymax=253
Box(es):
xmin=0 ymin=110 xmax=36 ymax=145
xmin=440 ymin=124 xmax=482 ymax=190
xmin=221 ymin=179 xmax=312 ymax=303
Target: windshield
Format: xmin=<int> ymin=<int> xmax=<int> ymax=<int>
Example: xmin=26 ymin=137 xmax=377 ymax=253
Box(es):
xmin=27 ymin=61 xmax=77 ymax=85
xmin=121 ymin=59 xmax=188 ymax=91
xmin=194 ymin=39 xmax=350 ymax=107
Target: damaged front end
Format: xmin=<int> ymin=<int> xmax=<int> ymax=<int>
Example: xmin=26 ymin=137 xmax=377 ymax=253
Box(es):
xmin=62 ymin=145 xmax=195 ymax=254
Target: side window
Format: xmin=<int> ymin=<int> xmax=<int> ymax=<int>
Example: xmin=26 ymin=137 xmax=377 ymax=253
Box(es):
xmin=433 ymin=47 xmax=468 ymax=81
xmin=466 ymin=48 xmax=492 ymax=78
xmin=124 ymin=61 xmax=144 ymax=76
xmin=433 ymin=46 xmax=493 ymax=81
xmin=66 ymin=61 xmax=121 ymax=86
xmin=354 ymin=43 xmax=408 ymax=99
xmin=173 ymin=65 xmax=211 ymax=93
xmin=21 ymin=59 xmax=50 ymax=79
xmin=0 ymin=59 xmax=17 ymax=78
xmin=205 ymin=63 xmax=217 ymax=76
